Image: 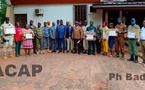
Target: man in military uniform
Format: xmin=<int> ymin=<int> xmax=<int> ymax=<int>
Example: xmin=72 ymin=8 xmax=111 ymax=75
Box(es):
xmin=82 ymin=20 xmax=88 ymax=54
xmin=0 ymin=17 xmax=15 ymax=59
xmin=96 ymin=24 xmax=102 ymax=54
xmin=127 ymin=18 xmax=140 ymax=63
xmin=35 ymin=22 xmax=43 ymax=54
xmin=29 ymin=20 xmax=36 ymax=54
xmin=115 ymin=18 xmax=127 ymax=60
xmin=87 ymin=21 xmax=97 ymax=55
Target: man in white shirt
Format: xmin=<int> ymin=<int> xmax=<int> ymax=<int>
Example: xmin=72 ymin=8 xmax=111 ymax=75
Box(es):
xmin=82 ymin=20 xmax=88 ymax=54
xmin=138 ymin=20 xmax=145 ymax=64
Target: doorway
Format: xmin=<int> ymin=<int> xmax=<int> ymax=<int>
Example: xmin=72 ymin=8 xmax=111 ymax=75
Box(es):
xmin=15 ymin=14 xmax=27 ymax=28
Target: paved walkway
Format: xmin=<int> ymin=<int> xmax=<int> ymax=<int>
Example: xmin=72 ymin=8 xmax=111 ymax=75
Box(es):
xmin=0 ymin=50 xmax=145 ymax=90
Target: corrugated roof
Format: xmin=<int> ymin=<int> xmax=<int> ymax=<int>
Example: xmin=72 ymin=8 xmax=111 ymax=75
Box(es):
xmin=92 ymin=2 xmax=145 ymax=9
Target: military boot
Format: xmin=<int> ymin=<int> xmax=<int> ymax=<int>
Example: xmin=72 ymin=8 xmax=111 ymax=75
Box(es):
xmin=127 ymin=55 xmax=134 ymax=61
xmin=134 ymin=56 xmax=138 ymax=63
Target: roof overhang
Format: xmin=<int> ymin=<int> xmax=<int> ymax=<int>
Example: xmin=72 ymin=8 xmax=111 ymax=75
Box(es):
xmin=92 ymin=2 xmax=145 ymax=10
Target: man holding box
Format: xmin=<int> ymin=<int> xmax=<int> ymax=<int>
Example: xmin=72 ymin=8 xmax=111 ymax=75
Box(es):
xmin=0 ymin=17 xmax=15 ymax=59
xmin=87 ymin=21 xmax=97 ymax=55
xmin=115 ymin=18 xmax=127 ymax=60
xmin=127 ymin=18 xmax=140 ymax=63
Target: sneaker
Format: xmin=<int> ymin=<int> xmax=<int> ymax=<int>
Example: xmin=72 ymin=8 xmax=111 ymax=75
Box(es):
xmin=92 ymin=53 xmax=96 ymax=55
xmin=3 ymin=56 xmax=7 ymax=59
xmin=114 ymin=54 xmax=119 ymax=58
xmin=109 ymin=55 xmax=113 ymax=57
xmin=58 ymin=51 xmax=62 ymax=53
xmin=120 ymin=56 xmax=125 ymax=60
xmin=9 ymin=55 xmax=14 ymax=58
xmin=139 ymin=61 xmax=145 ymax=64
xmin=67 ymin=51 xmax=69 ymax=53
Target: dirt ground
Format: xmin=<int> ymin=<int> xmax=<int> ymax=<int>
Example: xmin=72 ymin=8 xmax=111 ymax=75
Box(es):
xmin=0 ymin=49 xmax=144 ymax=90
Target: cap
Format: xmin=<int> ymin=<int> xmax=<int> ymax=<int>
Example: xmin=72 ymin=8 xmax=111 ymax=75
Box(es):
xmin=118 ymin=18 xmax=122 ymax=21
xmin=75 ymin=21 xmax=79 ymax=24
xmin=84 ymin=20 xmax=88 ymax=23
xmin=30 ymin=20 xmax=33 ymax=22
xmin=131 ymin=18 xmax=136 ymax=22
xmin=60 ymin=20 xmax=63 ymax=22
xmin=38 ymin=22 xmax=41 ymax=25
xmin=90 ymin=21 xmax=93 ymax=23
xmin=5 ymin=17 xmax=9 ymax=21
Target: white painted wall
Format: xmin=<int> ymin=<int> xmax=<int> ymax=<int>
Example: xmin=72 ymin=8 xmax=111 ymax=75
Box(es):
xmin=14 ymin=4 xmax=102 ymax=27
xmin=87 ymin=4 xmax=103 ymax=27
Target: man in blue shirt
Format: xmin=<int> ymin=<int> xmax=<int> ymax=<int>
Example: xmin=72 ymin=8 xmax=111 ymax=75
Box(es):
xmin=42 ymin=22 xmax=50 ymax=53
xmin=56 ymin=20 xmax=66 ymax=53
xmin=50 ymin=22 xmax=57 ymax=52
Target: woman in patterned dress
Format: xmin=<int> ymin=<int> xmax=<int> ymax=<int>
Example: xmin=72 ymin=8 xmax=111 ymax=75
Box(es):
xmin=22 ymin=24 xmax=34 ymax=56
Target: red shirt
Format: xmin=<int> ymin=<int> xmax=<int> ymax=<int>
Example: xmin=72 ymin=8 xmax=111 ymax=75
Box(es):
xmin=15 ymin=27 xmax=22 ymax=41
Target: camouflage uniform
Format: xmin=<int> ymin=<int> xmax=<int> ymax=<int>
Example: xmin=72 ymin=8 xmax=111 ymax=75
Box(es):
xmin=35 ymin=27 xmax=43 ymax=53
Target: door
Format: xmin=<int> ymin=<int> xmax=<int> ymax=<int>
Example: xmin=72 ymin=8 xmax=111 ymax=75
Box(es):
xmin=15 ymin=14 xmax=27 ymax=28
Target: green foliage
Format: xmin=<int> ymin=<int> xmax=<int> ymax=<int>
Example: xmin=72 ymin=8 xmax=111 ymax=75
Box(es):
xmin=0 ymin=0 xmax=7 ymax=25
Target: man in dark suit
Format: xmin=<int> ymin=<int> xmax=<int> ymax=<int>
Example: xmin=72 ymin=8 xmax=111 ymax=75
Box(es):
xmin=66 ymin=22 xmax=73 ymax=53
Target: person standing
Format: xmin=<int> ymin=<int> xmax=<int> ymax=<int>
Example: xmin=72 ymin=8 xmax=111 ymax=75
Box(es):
xmin=42 ymin=22 xmax=50 ymax=53
xmin=87 ymin=21 xmax=97 ymax=55
xmin=108 ymin=23 xmax=115 ymax=57
xmin=50 ymin=22 xmax=57 ymax=52
xmin=22 ymin=24 xmax=34 ymax=56
xmin=35 ymin=22 xmax=43 ymax=54
xmin=127 ymin=18 xmax=140 ymax=63
xmin=47 ymin=21 xmax=52 ymax=52
xmin=56 ymin=20 xmax=60 ymax=49
xmin=96 ymin=24 xmax=102 ymax=55
xmin=66 ymin=22 xmax=73 ymax=53
xmin=15 ymin=22 xmax=23 ymax=57
xmin=72 ymin=21 xmax=83 ymax=54
xmin=102 ymin=21 xmax=109 ymax=56
xmin=57 ymin=20 xmax=60 ymax=26
xmin=0 ymin=17 xmax=15 ymax=59
xmin=82 ymin=20 xmax=88 ymax=54
xmin=29 ymin=20 xmax=36 ymax=54
xmin=138 ymin=20 xmax=145 ymax=64
xmin=115 ymin=18 xmax=127 ymax=60
xmin=56 ymin=20 xmax=66 ymax=53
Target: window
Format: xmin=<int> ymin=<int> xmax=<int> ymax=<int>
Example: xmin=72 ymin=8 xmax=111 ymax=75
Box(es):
xmin=74 ymin=5 xmax=87 ymax=23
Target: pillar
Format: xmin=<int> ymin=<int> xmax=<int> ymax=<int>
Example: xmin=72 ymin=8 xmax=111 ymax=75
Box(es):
xmin=105 ymin=11 xmax=108 ymax=26
xmin=119 ymin=10 xmax=122 ymax=18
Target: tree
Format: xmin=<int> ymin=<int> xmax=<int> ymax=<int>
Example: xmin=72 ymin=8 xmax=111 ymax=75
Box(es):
xmin=0 ymin=0 xmax=7 ymax=25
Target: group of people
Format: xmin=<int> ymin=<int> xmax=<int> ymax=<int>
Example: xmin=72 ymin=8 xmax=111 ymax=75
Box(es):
xmin=0 ymin=17 xmax=145 ymax=65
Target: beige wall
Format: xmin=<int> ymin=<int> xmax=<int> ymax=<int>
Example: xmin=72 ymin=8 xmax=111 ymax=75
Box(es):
xmin=6 ymin=6 xmax=14 ymax=25
xmin=6 ymin=0 xmax=14 ymax=25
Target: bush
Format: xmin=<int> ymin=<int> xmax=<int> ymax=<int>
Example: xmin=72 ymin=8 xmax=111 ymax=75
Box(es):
xmin=0 ymin=0 xmax=7 ymax=25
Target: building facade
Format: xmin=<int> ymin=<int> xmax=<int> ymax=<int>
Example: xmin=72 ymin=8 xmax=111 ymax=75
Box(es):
xmin=7 ymin=0 xmax=145 ymax=27
xmin=9 ymin=0 xmax=101 ymax=27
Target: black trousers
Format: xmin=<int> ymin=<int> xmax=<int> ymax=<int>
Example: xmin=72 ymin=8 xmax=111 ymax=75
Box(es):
xmin=96 ymin=39 xmax=102 ymax=54
xmin=88 ymin=41 xmax=95 ymax=54
xmin=33 ymin=37 xmax=36 ymax=53
xmin=74 ymin=39 xmax=80 ymax=53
